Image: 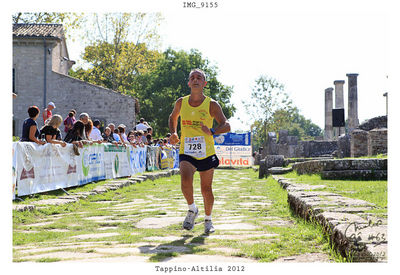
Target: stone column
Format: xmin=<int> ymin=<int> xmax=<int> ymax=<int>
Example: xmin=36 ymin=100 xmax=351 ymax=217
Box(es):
xmin=333 ymin=80 xmax=345 ymax=138
xmin=347 ymin=73 xmax=359 ymax=133
xmin=324 ymin=87 xmax=334 ymax=140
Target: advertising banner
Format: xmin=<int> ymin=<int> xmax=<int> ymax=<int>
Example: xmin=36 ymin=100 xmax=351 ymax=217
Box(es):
xmin=214 ymin=132 xmax=252 ymax=167
xmin=76 ymin=144 xmax=106 ymax=185
xmin=15 ymin=142 xmax=80 ymax=196
xmin=147 ymin=146 xmax=160 ymax=171
xmin=13 ymin=142 xmax=165 ymax=197
xmin=127 ymin=145 xmax=147 ymax=175
xmin=214 ymin=132 xmax=251 ymax=146
xmin=103 ymin=144 xmax=130 ymax=179
xmin=160 ymin=147 xmax=175 ymax=169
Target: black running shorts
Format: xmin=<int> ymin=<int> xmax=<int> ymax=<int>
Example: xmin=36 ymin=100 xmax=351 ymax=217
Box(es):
xmin=179 ymin=154 xmax=219 ymax=171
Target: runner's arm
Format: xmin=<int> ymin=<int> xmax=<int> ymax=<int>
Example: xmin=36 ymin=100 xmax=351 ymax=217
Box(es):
xmin=209 ymin=101 xmax=230 ymax=135
xmin=168 ymin=98 xmax=182 ymax=145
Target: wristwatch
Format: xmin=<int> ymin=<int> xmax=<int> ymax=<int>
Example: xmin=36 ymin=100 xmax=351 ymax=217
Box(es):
xmin=210 ymin=128 xmax=215 ymax=135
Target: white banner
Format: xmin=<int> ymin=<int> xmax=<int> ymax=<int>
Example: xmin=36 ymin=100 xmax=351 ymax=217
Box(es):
xmin=15 ymin=142 xmax=80 ymax=196
xmin=14 ymin=142 xmax=149 ymax=196
xmin=215 ymin=145 xmax=253 ymax=167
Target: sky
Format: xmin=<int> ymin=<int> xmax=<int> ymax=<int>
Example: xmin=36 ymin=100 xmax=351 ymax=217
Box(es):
xmin=63 ymin=2 xmax=390 ymax=133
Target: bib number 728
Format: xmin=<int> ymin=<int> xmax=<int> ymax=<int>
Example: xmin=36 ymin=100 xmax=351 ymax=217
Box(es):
xmin=188 ymin=143 xmax=202 ymax=150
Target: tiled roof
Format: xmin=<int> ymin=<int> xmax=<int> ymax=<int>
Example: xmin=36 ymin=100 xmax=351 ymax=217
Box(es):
xmin=13 ymin=24 xmax=64 ymax=39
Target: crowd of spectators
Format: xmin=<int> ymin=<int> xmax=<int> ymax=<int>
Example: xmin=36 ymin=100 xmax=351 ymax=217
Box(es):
xmin=20 ymin=103 xmax=178 ymax=155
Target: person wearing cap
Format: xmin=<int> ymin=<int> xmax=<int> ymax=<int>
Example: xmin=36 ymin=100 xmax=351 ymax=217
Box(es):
xmin=89 ymin=119 xmax=103 ymax=142
xmin=43 ymin=102 xmax=56 ymax=124
xmin=117 ymin=124 xmax=129 ymax=143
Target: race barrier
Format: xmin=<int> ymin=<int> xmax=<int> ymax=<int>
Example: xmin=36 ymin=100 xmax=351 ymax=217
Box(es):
xmin=12 ymin=133 xmax=251 ymax=197
xmin=12 ymin=142 xmax=172 ymax=197
xmin=214 ymin=132 xmax=253 ymax=167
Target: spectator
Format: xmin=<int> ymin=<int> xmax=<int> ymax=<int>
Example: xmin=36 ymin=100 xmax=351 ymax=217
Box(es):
xmin=20 ymin=106 xmax=46 ymax=145
xmin=118 ymin=124 xmax=129 ymax=143
xmin=165 ymin=133 xmax=171 ymax=144
xmin=90 ymin=119 xmax=103 ymax=142
xmin=146 ymin=133 xmax=153 ymax=145
xmin=42 ymin=101 xmax=56 ymax=123
xmin=102 ymin=126 xmax=119 ymax=147
xmin=135 ymin=130 xmax=145 ymax=146
xmin=113 ymin=128 xmax=121 ymax=142
xmin=142 ymin=129 xmax=148 ymax=143
xmin=78 ymin=113 xmax=89 ymax=138
xmin=136 ymin=118 xmax=149 ymax=131
xmin=63 ymin=109 xmax=76 ymax=134
xmin=108 ymin=123 xmax=121 ymax=142
xmin=147 ymin=127 xmax=153 ymax=135
xmin=64 ymin=120 xmax=86 ymax=154
xmin=84 ymin=119 xmax=93 ymax=140
xmin=39 ymin=114 xmax=66 ymax=147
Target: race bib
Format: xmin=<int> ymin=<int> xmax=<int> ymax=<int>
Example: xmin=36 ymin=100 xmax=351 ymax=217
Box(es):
xmin=184 ymin=136 xmax=206 ymax=158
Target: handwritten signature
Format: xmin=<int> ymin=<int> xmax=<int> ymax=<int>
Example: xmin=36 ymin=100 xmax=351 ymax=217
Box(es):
xmin=344 ymin=219 xmax=386 ymax=248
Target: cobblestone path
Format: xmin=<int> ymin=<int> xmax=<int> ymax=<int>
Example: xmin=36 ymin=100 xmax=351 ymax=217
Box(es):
xmin=13 ymin=169 xmax=334 ymax=263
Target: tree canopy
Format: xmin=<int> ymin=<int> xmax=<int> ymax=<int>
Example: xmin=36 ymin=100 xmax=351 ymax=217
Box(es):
xmin=132 ymin=48 xmax=236 ymax=136
xmin=244 ymin=75 xmax=322 ymax=151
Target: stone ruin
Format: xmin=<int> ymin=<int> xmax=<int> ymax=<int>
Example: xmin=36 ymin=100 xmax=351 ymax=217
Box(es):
xmin=257 ymin=73 xmax=387 ymax=179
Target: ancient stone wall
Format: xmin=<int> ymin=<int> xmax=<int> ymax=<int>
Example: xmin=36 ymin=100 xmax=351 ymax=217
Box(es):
xmin=292 ymin=158 xmax=387 ymax=180
xmin=359 ymin=116 xmax=387 ymax=131
xmin=368 ymin=128 xmax=387 ymax=156
xmin=350 ymin=130 xmax=368 ymax=157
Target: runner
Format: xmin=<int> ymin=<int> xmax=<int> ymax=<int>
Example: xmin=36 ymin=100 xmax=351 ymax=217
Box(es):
xmin=168 ymin=69 xmax=231 ymax=234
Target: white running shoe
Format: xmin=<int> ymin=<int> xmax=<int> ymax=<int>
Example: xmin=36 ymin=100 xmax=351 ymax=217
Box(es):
xmin=183 ymin=209 xmax=199 ymax=230
xmin=204 ymin=219 xmax=215 ymax=234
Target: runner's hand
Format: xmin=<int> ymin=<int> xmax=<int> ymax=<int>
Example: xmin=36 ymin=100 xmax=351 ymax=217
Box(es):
xmin=200 ymin=122 xmax=212 ymax=135
xmin=170 ymin=133 xmax=180 ymax=145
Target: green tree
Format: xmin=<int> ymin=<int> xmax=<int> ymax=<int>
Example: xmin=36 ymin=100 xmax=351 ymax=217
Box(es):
xmin=132 ymin=48 xmax=236 ymax=136
xmin=243 ymin=75 xmax=295 ymax=149
xmin=69 ymin=13 xmax=162 ymax=93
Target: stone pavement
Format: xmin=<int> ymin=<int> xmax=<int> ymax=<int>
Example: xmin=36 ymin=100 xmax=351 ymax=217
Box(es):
xmin=13 ymin=169 xmax=334 ymax=263
xmin=272 ymin=175 xmax=387 ymax=262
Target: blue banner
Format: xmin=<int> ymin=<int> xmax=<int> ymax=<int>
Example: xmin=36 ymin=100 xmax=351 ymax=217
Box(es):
xmin=214 ymin=132 xmax=251 ymax=146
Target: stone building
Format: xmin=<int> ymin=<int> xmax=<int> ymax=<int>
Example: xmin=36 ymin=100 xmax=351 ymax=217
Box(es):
xmin=12 ymin=23 xmax=137 ymax=137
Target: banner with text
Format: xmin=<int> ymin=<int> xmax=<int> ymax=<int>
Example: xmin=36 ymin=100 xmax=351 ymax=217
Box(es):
xmin=214 ymin=132 xmax=252 ymax=167
xmin=14 ymin=142 xmax=150 ymax=196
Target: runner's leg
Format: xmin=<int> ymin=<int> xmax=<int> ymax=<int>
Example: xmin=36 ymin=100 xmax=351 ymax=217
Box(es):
xmin=180 ymin=160 xmax=196 ymax=205
xmin=199 ymin=168 xmax=214 ymax=216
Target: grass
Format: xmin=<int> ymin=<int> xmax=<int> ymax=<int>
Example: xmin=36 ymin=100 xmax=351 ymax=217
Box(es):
xmin=282 ymin=171 xmax=387 ymax=211
xmin=13 ymin=168 xmax=346 ymax=262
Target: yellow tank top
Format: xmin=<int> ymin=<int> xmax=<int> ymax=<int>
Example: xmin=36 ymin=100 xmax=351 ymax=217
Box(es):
xmin=179 ymin=95 xmax=215 ymax=160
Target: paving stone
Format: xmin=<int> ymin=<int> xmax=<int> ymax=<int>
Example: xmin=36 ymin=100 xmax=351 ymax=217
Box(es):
xmin=238 ymin=202 xmax=272 ymax=207
xmin=23 ymin=221 xmax=54 ymax=227
xmin=65 ymin=255 xmax=149 ymax=262
xmin=19 ymin=251 xmax=105 ymax=261
xmin=214 ymin=223 xmax=259 ymax=230
xmin=142 ymin=236 xmax=186 ymax=242
xmin=70 ymin=232 xmax=120 ymax=240
xmin=207 ymin=233 xmax=278 ymax=240
xmin=83 ymin=216 xmax=114 ymax=221
xmin=135 ymin=217 xmax=183 ymax=229
xmin=97 ymin=226 xmax=119 ymax=231
xmin=259 ymin=220 xmax=294 ymax=227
